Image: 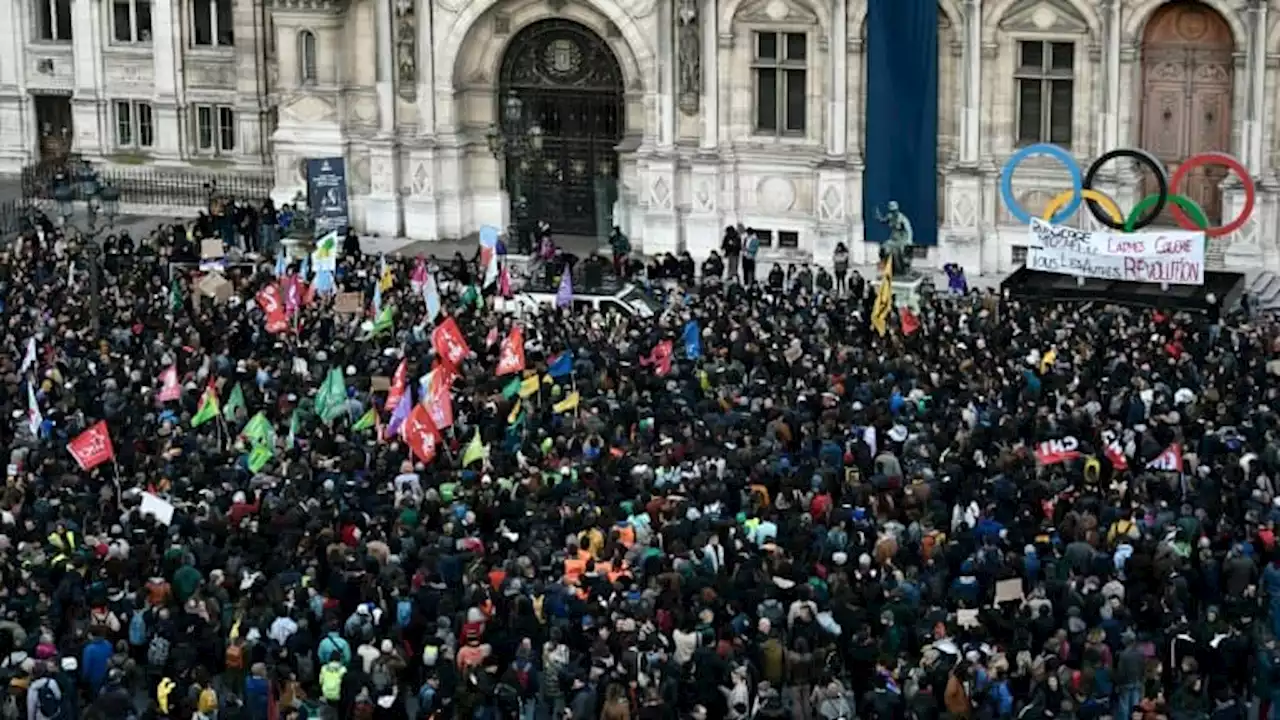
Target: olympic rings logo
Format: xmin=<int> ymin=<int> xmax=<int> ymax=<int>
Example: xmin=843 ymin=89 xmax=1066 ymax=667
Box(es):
xmin=998 ymin=143 xmax=1256 ymax=237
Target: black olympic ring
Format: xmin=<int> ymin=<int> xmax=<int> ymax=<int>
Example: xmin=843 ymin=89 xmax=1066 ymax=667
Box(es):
xmin=1081 ymin=148 xmax=1169 ymax=231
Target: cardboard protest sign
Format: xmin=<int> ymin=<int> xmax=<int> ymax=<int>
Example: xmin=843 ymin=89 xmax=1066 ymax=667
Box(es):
xmin=995 ymin=578 xmax=1025 ymax=604
xmin=957 ymin=609 xmax=981 ymax=628
xmin=371 ymin=376 xmax=392 ymax=392
xmin=140 ymin=492 xmax=175 ymax=525
xmin=334 ymin=292 xmax=363 ymax=315
xmin=201 ymin=239 xmax=225 ymax=260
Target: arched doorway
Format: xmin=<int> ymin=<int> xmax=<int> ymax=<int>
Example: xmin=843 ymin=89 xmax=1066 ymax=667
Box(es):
xmin=499 ymin=19 xmax=624 ymax=237
xmin=1139 ymin=0 xmax=1234 ymax=224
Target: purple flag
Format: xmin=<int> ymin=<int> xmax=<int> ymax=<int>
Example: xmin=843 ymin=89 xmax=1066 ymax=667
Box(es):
xmin=385 ymin=385 xmax=412 ymax=440
xmin=555 ymin=264 xmax=573 ymax=308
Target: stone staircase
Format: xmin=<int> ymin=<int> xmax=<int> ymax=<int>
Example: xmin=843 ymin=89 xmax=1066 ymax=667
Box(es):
xmin=1248 ymin=271 xmax=1280 ymax=309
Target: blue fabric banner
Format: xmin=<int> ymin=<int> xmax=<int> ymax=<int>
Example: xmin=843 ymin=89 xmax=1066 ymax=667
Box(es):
xmin=863 ymin=1 xmax=939 ymax=246
xmin=306 ymin=157 xmax=350 ymax=237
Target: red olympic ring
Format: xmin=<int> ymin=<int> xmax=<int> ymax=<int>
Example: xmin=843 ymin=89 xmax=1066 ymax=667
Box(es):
xmin=1168 ymin=152 xmax=1255 ymax=238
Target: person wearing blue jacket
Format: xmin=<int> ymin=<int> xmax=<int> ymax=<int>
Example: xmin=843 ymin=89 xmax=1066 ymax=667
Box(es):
xmin=79 ymin=630 xmax=112 ymax=696
xmin=244 ymin=662 xmax=271 ymax=720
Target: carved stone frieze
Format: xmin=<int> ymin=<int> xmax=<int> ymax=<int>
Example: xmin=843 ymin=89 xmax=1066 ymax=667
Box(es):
xmin=394 ymin=0 xmax=417 ymax=100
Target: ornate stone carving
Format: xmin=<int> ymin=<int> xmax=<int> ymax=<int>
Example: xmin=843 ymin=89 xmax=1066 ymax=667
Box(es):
xmin=371 ymin=154 xmax=394 ymax=195
xmin=264 ymin=0 xmax=349 ymax=12
xmin=27 ymin=54 xmax=73 ymax=91
xmin=649 ymin=175 xmax=672 ymax=210
xmin=758 ymin=177 xmax=796 ymax=214
xmin=106 ymin=62 xmax=152 ymax=87
xmin=395 ymin=0 xmax=417 ymax=101
xmin=187 ymin=61 xmax=236 ymax=88
xmin=818 ymin=185 xmax=843 ymax=222
xmin=350 ymin=154 xmax=372 ymax=194
xmin=948 ymin=189 xmax=977 ymax=228
xmin=677 ymin=0 xmax=700 ymax=115
xmin=410 ymin=160 xmax=431 ymax=196
xmin=736 ymin=0 xmax=817 ymax=26
xmin=280 ymin=95 xmax=337 ymax=124
xmin=347 ymin=94 xmax=378 ymax=126
xmin=997 ymin=0 xmax=1088 ymax=34
xmin=693 ymin=179 xmax=714 ymax=212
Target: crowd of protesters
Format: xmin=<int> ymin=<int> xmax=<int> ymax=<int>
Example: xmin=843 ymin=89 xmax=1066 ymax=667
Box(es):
xmin=0 ymin=206 xmax=1275 ymax=720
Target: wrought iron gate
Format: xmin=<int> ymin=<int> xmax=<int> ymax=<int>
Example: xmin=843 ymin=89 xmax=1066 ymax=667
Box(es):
xmin=499 ymin=20 xmax=624 ymax=237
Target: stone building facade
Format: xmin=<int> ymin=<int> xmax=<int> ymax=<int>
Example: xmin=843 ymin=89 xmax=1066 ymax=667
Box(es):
xmin=5 ymin=0 xmax=1278 ymax=275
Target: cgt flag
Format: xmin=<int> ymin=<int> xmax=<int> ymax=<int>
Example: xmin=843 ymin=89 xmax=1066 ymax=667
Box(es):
xmin=67 ymin=421 xmax=115 ymax=471
xmin=495 ymin=326 xmax=527 ymax=376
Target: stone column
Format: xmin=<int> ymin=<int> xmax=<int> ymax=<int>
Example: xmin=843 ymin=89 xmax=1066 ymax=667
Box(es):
xmin=375 ymin=0 xmax=395 ymax=135
xmin=959 ymin=0 xmax=980 ymax=163
xmin=365 ymin=0 xmax=403 ymax=237
xmin=699 ymin=0 xmax=717 ymax=149
xmin=1102 ymin=0 xmax=1120 ymax=148
xmin=232 ymin=0 xmax=271 ymax=164
xmin=827 ymin=0 xmax=846 ymax=157
xmin=416 ymin=0 xmax=435 ymax=135
xmin=658 ymin=0 xmax=675 ymax=147
xmin=150 ymin=0 xmax=183 ymax=160
xmin=71 ymin=0 xmax=105 ymax=156
xmin=1248 ymin=0 xmax=1267 ymax=173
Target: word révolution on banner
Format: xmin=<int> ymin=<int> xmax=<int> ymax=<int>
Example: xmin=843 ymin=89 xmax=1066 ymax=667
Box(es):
xmin=1026 ymin=218 xmax=1205 ymax=286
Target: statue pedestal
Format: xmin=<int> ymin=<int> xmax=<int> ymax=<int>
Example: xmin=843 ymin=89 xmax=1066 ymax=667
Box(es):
xmin=892 ymin=275 xmax=926 ymax=312
xmin=282 ymin=236 xmax=313 ymax=261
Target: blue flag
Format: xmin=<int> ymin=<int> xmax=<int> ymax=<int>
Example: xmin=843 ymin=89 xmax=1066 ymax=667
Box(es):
xmin=555 ymin=264 xmax=573 ymax=308
xmin=547 ymin=350 xmax=575 ymax=378
xmin=683 ymin=320 xmax=702 ymax=360
xmin=274 ymin=250 xmax=287 ymax=278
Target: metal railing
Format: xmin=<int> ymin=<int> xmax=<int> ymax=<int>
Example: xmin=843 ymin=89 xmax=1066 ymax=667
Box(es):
xmin=21 ymin=160 xmax=273 ymax=209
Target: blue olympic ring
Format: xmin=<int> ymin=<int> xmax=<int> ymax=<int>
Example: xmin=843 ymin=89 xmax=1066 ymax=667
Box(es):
xmin=998 ymin=143 xmax=1083 ymax=225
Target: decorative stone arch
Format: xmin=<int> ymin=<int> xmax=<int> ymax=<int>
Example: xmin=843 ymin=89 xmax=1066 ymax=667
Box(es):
xmin=849 ymin=0 xmax=962 ymax=36
xmin=1125 ymin=0 xmax=1246 ymax=52
xmin=982 ymin=0 xmax=1102 ymax=43
xmin=720 ymin=0 xmax=831 ymax=38
xmin=439 ymin=0 xmax=654 ymax=98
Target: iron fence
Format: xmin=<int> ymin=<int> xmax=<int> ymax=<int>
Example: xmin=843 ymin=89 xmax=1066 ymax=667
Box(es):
xmin=21 ymin=161 xmax=274 ymax=208
xmin=0 ymin=198 xmax=33 ymax=236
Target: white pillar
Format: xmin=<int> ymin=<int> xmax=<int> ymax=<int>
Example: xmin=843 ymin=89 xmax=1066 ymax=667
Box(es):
xmin=417 ymin=1 xmax=435 ymax=135
xmin=150 ymin=0 xmax=182 ymax=158
xmin=828 ymin=0 xmax=847 ymax=156
xmin=375 ymin=0 xmax=396 ymax=135
xmin=699 ymin=0 xmax=718 ymax=149
xmin=1103 ymin=0 xmax=1120 ymax=148
xmin=71 ymin=0 xmax=104 ymax=155
xmin=658 ymin=0 xmax=675 ymax=147
xmin=960 ymin=0 xmax=981 ymax=162
xmin=1248 ymin=0 xmax=1267 ymax=173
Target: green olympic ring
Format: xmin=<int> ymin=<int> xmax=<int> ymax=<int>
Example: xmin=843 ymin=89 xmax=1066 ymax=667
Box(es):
xmin=1122 ymin=194 xmax=1209 ymax=232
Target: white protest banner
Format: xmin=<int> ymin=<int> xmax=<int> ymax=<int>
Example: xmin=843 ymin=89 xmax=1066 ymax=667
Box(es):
xmin=1026 ymin=217 xmax=1205 ymax=286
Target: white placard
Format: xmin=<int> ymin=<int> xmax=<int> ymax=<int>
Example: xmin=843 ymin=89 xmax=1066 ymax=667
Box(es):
xmin=140 ymin=492 xmax=175 ymax=525
xmin=1026 ymin=217 xmax=1205 ymax=286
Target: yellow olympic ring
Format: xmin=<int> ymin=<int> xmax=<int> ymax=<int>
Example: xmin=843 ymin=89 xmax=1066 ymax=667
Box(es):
xmin=1041 ymin=189 xmax=1123 ymax=224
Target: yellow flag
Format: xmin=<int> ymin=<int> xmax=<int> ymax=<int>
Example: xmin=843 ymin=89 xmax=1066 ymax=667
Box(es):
xmin=379 ymin=266 xmax=394 ymax=292
xmin=461 ymin=430 xmax=488 ymax=467
xmin=871 ymin=260 xmax=893 ymax=337
xmin=1039 ymin=347 xmax=1057 ymax=374
xmin=553 ymin=391 xmax=580 ymax=414
xmin=518 ymin=376 xmax=540 ymax=398
xmin=507 ymin=399 xmax=522 ymax=425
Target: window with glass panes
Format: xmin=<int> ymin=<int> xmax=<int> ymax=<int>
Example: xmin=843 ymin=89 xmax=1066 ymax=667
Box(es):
xmin=35 ymin=0 xmax=72 ymax=41
xmin=114 ymin=101 xmax=154 ymax=148
xmin=752 ymin=31 xmax=807 ymax=135
xmin=1015 ymin=40 xmax=1074 ymax=147
xmin=112 ymin=0 xmax=152 ymax=42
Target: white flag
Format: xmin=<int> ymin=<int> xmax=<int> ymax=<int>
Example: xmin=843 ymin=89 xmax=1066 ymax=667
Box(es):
xmin=19 ymin=337 xmax=36 ymax=375
xmin=26 ymin=383 xmax=42 ymax=437
xmin=483 ymin=251 xmax=500 ymax=289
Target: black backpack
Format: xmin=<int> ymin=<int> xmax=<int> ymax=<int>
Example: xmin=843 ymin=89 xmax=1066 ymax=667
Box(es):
xmin=37 ymin=683 xmax=61 ymax=719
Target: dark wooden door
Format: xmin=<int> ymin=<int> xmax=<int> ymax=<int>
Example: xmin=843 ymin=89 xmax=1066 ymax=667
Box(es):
xmin=1139 ymin=1 xmax=1234 ymax=225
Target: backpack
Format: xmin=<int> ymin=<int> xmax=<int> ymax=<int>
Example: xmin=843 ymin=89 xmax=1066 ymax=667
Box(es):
xmin=320 ymin=663 xmax=346 ymax=702
xmin=225 ymin=641 xmax=245 ymax=670
xmin=148 ymin=635 xmax=170 ymax=667
xmin=370 ymin=658 xmax=393 ymax=691
xmin=128 ymin=610 xmax=148 ymax=646
xmin=36 ymin=683 xmax=61 ymax=720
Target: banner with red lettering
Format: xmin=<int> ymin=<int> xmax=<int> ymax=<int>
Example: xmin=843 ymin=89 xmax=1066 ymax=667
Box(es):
xmin=403 ymin=404 xmax=440 ymax=465
xmin=495 ymin=326 xmax=526 ymax=376
xmin=384 ymin=359 xmax=408 ymax=412
xmin=67 ymin=421 xmax=115 ymax=471
xmin=1026 ymin=218 xmax=1205 ymax=286
xmin=1035 ymin=436 xmax=1081 ymax=465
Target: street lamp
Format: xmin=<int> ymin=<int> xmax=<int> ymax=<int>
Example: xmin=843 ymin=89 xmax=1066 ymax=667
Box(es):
xmin=52 ymin=166 xmax=118 ymax=333
xmin=487 ymin=93 xmax=544 ymax=253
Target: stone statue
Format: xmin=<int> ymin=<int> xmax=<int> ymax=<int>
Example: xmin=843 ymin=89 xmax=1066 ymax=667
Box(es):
xmin=876 ymin=200 xmax=916 ymax=277
xmin=395 ymin=0 xmax=417 ymax=100
xmin=676 ymin=0 xmax=700 ymax=115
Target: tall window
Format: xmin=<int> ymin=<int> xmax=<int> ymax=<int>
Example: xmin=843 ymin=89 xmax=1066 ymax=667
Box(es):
xmin=752 ymin=31 xmax=806 ymax=135
xmin=194 ymin=105 xmax=236 ymax=153
xmin=299 ymin=30 xmax=318 ymax=84
xmin=112 ymin=0 xmax=152 ymax=42
xmin=192 ymin=0 xmax=234 ymax=46
xmin=115 ymin=101 xmax=155 ymax=149
xmin=35 ymin=0 xmax=73 ymax=41
xmin=1015 ymin=40 xmax=1074 ymax=146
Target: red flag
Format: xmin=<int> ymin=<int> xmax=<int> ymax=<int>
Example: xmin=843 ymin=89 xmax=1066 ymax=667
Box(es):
xmin=485 ymin=327 xmax=499 ymax=348
xmin=432 ymin=317 xmax=471 ymax=368
xmin=283 ymin=274 xmax=302 ymax=317
xmin=640 ymin=340 xmax=674 ymax=376
xmin=67 ymin=421 xmax=115 ymax=471
xmin=157 ymin=365 xmax=181 ymax=402
xmin=495 ymin=326 xmax=526 ymax=376
xmin=426 ymin=368 xmax=455 ymax=430
xmin=403 ymin=404 xmax=439 ymax=465
xmin=1146 ymin=443 xmax=1183 ymax=472
xmin=256 ymin=284 xmax=288 ymax=334
xmin=499 ymin=267 xmax=512 ymax=298
xmin=899 ymin=307 xmax=921 ymax=336
xmin=385 ymin=359 xmax=408 ymax=412
xmin=1034 ymin=436 xmax=1081 ymax=465
xmin=1103 ymin=431 xmax=1128 ymax=471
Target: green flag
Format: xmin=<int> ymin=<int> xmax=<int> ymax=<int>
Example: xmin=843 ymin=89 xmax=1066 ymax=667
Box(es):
xmin=501 ymin=377 xmax=521 ymax=400
xmin=191 ymin=387 xmax=220 ymax=427
xmin=241 ymin=411 xmax=274 ymax=447
xmin=223 ymin=383 xmax=246 ymax=420
xmin=352 ymin=408 xmax=377 ymax=432
xmin=246 ymin=444 xmax=273 ymax=473
xmin=315 ymin=368 xmax=346 ymax=423
xmin=459 ymin=285 xmax=480 ymax=311
xmin=169 ymin=277 xmax=183 ymax=311
xmin=372 ymin=305 xmax=394 ymax=336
